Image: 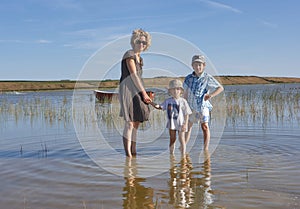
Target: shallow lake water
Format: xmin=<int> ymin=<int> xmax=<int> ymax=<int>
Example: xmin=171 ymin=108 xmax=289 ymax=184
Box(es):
xmin=0 ymin=83 xmax=299 ymax=209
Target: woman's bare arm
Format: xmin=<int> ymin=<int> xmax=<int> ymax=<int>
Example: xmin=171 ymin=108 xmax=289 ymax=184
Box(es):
xmin=126 ymin=58 xmax=152 ymax=103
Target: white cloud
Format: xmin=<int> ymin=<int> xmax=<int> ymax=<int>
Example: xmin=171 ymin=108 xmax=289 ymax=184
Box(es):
xmin=36 ymin=39 xmax=52 ymax=44
xmin=0 ymin=39 xmax=53 ymax=44
xmin=200 ymin=0 xmax=243 ymax=14
xmin=260 ymin=20 xmax=278 ymax=29
xmin=0 ymin=39 xmax=25 ymax=43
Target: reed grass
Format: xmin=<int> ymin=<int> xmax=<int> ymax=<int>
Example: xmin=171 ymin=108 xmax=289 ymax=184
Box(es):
xmin=0 ymin=96 xmax=72 ymax=128
xmin=0 ymin=87 xmax=299 ymax=129
xmin=225 ymin=88 xmax=300 ymax=127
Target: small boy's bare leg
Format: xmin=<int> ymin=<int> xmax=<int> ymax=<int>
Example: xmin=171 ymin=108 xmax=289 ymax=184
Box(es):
xmin=169 ymin=130 xmax=176 ymax=154
xmin=169 ymin=144 xmax=175 ymax=154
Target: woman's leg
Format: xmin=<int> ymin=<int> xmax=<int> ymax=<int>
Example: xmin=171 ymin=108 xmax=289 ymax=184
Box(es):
xmin=131 ymin=122 xmax=140 ymax=155
xmin=123 ymin=121 xmax=134 ymax=157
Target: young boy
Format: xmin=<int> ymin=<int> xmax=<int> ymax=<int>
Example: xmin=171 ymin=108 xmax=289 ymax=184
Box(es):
xmin=152 ymin=79 xmax=192 ymax=155
xmin=183 ymin=55 xmax=224 ymax=151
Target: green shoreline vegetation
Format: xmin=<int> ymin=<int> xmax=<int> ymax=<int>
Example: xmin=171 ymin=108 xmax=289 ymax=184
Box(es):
xmin=0 ymin=76 xmax=300 ymax=92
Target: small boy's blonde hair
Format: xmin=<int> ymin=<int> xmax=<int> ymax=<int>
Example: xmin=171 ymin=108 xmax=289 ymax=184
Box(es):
xmin=168 ymin=79 xmax=183 ymax=90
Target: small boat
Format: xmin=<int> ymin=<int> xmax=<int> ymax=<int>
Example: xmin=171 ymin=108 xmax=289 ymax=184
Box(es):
xmin=94 ymin=90 xmax=117 ymax=103
xmin=94 ymin=89 xmax=155 ymax=103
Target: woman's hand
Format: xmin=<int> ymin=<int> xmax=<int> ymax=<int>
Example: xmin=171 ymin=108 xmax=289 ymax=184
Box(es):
xmin=150 ymin=102 xmax=161 ymax=109
xmin=142 ymin=92 xmax=152 ymax=104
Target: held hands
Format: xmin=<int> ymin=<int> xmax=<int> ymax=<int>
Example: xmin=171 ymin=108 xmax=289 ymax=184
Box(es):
xmin=150 ymin=102 xmax=161 ymax=109
xmin=142 ymin=92 xmax=152 ymax=104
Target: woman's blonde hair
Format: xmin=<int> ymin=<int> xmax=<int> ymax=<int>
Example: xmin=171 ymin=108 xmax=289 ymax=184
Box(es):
xmin=130 ymin=28 xmax=151 ymax=51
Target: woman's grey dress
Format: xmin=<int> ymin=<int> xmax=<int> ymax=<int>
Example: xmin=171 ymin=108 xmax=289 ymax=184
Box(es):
xmin=119 ymin=50 xmax=150 ymax=122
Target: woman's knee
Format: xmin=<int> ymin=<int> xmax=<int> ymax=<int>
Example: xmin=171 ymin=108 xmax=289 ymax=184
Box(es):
xmin=125 ymin=121 xmax=134 ymax=130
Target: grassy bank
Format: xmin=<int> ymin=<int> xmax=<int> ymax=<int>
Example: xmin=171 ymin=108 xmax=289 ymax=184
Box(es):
xmin=1 ymin=76 xmax=300 ymax=92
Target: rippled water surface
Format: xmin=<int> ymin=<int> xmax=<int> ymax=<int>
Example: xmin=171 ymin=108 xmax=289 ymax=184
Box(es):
xmin=0 ymin=84 xmax=299 ymax=209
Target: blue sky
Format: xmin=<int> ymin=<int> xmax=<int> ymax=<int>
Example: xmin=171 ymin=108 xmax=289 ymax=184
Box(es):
xmin=0 ymin=0 xmax=299 ymax=80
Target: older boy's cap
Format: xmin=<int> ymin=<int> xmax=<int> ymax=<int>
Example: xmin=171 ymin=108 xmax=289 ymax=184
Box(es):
xmin=192 ymin=55 xmax=205 ymax=64
xmin=168 ymin=79 xmax=183 ymax=90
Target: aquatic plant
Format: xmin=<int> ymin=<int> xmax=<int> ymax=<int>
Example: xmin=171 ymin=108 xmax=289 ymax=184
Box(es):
xmin=0 ymin=86 xmax=299 ymax=130
xmin=225 ymin=87 xmax=300 ymax=128
xmin=0 ymin=94 xmax=72 ymax=128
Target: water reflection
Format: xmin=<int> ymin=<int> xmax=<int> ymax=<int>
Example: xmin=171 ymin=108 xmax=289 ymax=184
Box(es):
xmin=122 ymin=157 xmax=155 ymax=209
xmin=169 ymin=154 xmax=194 ymax=208
xmin=168 ymin=152 xmax=213 ymax=208
xmin=190 ymin=152 xmax=213 ymax=208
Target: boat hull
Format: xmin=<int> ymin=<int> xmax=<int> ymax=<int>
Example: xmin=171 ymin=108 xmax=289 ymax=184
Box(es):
xmin=94 ymin=90 xmax=155 ymax=103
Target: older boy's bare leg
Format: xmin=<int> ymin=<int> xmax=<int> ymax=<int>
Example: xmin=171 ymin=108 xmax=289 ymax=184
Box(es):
xmin=178 ymin=131 xmax=186 ymax=155
xmin=169 ymin=130 xmax=176 ymax=154
xmin=201 ymin=122 xmax=210 ymax=150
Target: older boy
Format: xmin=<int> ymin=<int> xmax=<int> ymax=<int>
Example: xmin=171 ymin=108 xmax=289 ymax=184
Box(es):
xmin=183 ymin=55 xmax=224 ymax=151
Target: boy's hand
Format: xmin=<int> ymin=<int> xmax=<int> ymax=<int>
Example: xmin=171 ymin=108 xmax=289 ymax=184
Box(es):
xmin=181 ymin=123 xmax=188 ymax=132
xmin=204 ymin=94 xmax=212 ymax=101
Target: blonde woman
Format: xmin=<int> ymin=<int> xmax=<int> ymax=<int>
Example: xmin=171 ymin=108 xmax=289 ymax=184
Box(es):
xmin=119 ymin=29 xmax=152 ymax=157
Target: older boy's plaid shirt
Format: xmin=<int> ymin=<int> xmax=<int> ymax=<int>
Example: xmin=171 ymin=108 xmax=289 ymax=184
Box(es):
xmin=183 ymin=71 xmax=221 ymax=112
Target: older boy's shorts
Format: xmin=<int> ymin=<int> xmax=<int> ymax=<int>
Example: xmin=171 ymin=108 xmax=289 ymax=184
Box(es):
xmin=189 ymin=107 xmax=210 ymax=124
